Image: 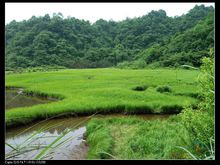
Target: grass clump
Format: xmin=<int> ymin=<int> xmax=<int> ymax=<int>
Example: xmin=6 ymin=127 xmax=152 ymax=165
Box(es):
xmin=132 ymin=85 xmax=148 ymax=91
xmin=156 ymin=85 xmax=172 ymax=93
xmin=85 ymin=118 xmax=114 ymax=159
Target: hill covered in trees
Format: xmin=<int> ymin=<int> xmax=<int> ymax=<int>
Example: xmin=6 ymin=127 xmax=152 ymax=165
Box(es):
xmin=5 ymin=5 xmax=214 ymax=70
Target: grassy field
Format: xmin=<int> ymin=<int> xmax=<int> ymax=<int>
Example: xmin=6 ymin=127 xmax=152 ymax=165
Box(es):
xmin=5 ymin=68 xmax=200 ymax=127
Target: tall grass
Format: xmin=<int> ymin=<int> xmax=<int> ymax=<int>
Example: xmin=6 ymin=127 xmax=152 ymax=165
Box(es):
xmin=85 ymin=117 xmax=193 ymax=160
xmin=176 ymin=138 xmax=215 ymax=160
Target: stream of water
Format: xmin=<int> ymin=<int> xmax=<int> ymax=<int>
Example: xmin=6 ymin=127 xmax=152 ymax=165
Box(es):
xmin=5 ymin=89 xmax=171 ymax=160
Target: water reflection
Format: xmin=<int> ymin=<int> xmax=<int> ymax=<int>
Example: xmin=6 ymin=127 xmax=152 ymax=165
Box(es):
xmin=6 ymin=127 xmax=88 ymax=160
xmin=5 ymin=89 xmax=56 ymax=110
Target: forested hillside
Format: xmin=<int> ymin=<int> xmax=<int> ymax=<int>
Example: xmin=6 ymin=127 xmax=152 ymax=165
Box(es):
xmin=5 ymin=5 xmax=214 ymax=69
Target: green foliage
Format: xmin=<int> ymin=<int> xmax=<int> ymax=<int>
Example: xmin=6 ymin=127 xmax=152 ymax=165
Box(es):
xmin=198 ymin=48 xmax=214 ymax=114
xmin=135 ymin=11 xmax=214 ymax=68
xmin=180 ymin=108 xmax=214 ymax=145
xmin=116 ymin=61 xmax=132 ymax=69
xmin=130 ymin=60 xmax=147 ymax=69
xmin=116 ymin=10 xmax=214 ymax=69
xmin=117 ymin=60 xmax=146 ymax=69
xmin=179 ymin=48 xmax=214 ymax=159
xmin=5 ymin=5 xmax=214 ymax=69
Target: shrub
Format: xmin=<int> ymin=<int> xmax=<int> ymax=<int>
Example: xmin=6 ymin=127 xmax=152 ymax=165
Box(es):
xmin=116 ymin=61 xmax=132 ymax=69
xmin=180 ymin=108 xmax=214 ymax=144
xmin=116 ymin=60 xmax=146 ymax=69
xmin=179 ymin=48 xmax=214 ymax=159
xmin=130 ymin=60 xmax=146 ymax=69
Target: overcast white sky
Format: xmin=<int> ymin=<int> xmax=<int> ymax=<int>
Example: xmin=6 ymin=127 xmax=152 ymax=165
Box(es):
xmin=5 ymin=3 xmax=215 ymax=25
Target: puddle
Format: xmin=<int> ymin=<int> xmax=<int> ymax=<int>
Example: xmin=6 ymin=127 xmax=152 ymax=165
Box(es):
xmin=5 ymin=89 xmax=57 ymax=110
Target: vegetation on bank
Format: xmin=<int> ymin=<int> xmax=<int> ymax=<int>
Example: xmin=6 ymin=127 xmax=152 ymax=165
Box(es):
xmin=86 ymin=116 xmax=193 ymax=159
xmin=179 ymin=49 xmax=214 ymax=159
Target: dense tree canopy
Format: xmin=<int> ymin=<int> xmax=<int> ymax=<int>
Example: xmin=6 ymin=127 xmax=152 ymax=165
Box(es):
xmin=5 ymin=5 xmax=214 ymax=69
xmin=136 ymin=12 xmax=214 ymax=67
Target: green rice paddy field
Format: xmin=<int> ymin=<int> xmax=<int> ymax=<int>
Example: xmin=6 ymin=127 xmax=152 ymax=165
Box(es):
xmin=6 ymin=68 xmax=200 ymax=128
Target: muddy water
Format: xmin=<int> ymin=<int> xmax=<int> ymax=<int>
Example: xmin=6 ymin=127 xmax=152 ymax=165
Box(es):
xmin=5 ymin=116 xmax=89 ymax=160
xmin=5 ymin=89 xmax=172 ymax=160
xmin=5 ymin=114 xmax=171 ymax=160
xmin=5 ymin=89 xmax=56 ymax=110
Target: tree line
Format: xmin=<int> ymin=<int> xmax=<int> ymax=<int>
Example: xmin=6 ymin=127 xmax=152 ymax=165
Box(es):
xmin=5 ymin=5 xmax=214 ymax=70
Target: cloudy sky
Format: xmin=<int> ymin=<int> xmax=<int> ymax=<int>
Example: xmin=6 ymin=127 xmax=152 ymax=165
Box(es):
xmin=5 ymin=3 xmax=215 ymax=24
